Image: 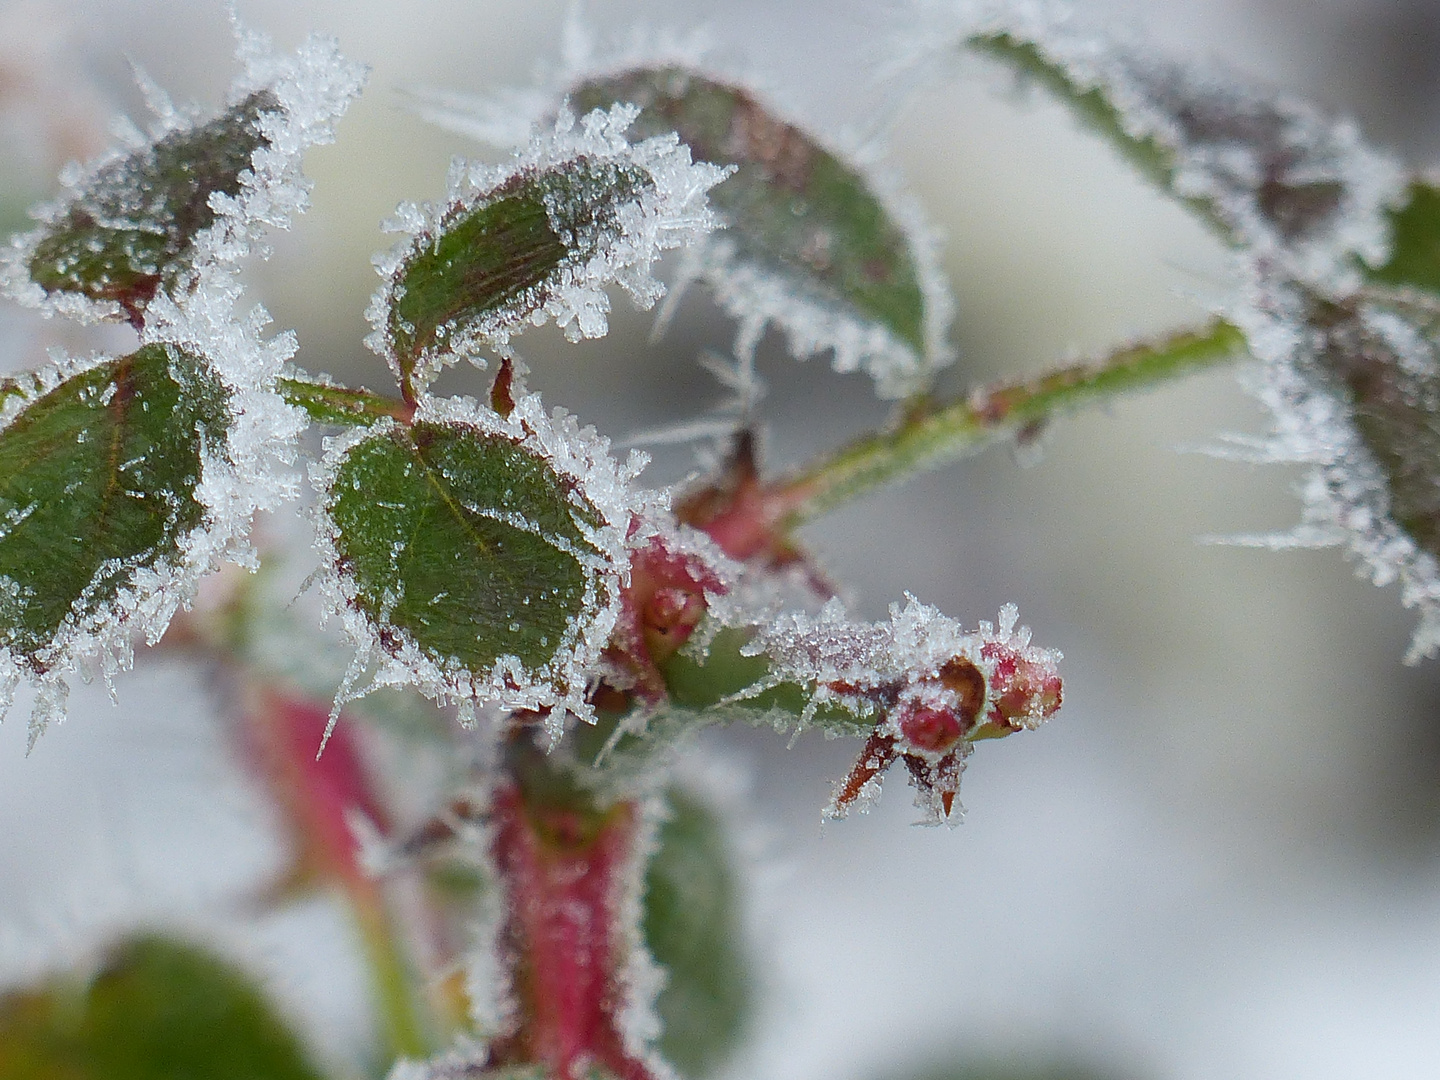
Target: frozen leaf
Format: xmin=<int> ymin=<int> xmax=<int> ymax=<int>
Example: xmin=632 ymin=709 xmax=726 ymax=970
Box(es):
xmin=957 ymin=3 xmax=1405 ymax=289
xmin=643 ymin=789 xmax=751 ymax=1079
xmin=410 ymin=42 xmax=954 ymax=399
xmin=0 ymin=265 xmax=304 ymax=744
xmin=0 ymin=935 xmax=324 ymax=1080
xmin=569 ymin=67 xmax=954 ymax=397
xmin=2 ymin=25 xmax=365 ymax=324
xmin=368 ymin=104 xmax=728 ymax=394
xmin=1229 ymin=281 xmax=1440 ymax=660
xmin=315 ymin=391 xmax=647 ymax=739
xmin=0 ymin=344 xmax=224 ymax=743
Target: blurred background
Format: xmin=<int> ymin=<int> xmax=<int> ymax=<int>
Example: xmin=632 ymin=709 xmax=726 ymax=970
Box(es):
xmin=3 ymin=0 xmax=1440 ymax=1078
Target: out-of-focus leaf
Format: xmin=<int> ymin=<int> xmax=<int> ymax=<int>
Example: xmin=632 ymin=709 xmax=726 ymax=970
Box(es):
xmin=570 ymin=68 xmax=942 ymax=391
xmin=0 ymin=935 xmax=324 ymax=1080
xmin=1369 ymin=181 xmax=1440 ymax=294
xmin=1310 ymin=295 xmax=1440 ymax=559
xmin=643 ymin=789 xmax=752 ymax=1079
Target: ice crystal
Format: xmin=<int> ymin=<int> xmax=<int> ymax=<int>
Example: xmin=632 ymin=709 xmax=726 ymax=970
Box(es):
xmin=407 ymin=23 xmax=955 ymax=400
xmin=313 ymin=389 xmax=658 ymax=744
xmin=1 ymin=20 xmax=365 ymax=323
xmin=924 ymin=0 xmax=1406 ymax=292
xmin=366 ymin=104 xmax=729 ymax=392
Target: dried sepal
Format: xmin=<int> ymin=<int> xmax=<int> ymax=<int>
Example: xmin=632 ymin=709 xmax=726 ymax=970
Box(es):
xmin=366 ymin=104 xmax=729 ymax=395
xmin=409 ymin=36 xmax=955 ymax=400
xmin=0 ymin=275 xmax=302 ymax=745
xmin=314 ymin=390 xmax=652 ymax=741
xmin=1 ymin=24 xmax=363 ymax=326
xmin=947 ymin=1 xmax=1406 ymax=290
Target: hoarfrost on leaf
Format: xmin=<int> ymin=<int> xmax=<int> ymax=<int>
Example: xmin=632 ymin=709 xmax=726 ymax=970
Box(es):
xmin=935 ymin=0 xmax=1407 ymax=292
xmin=1227 ymin=277 xmax=1440 ymax=661
xmin=1 ymin=20 xmax=365 ymax=324
xmin=0 ymin=272 xmax=303 ymax=745
xmin=366 ymin=103 xmax=729 ymax=394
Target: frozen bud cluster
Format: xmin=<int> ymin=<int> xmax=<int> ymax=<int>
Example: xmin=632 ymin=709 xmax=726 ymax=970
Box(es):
xmin=409 ymin=29 xmax=955 ymax=400
xmin=367 ymin=103 xmax=730 ymax=393
xmin=740 ymin=597 xmax=1061 ymax=823
xmin=314 ymin=389 xmax=657 ymax=744
xmin=2 ymin=24 xmax=365 ymax=325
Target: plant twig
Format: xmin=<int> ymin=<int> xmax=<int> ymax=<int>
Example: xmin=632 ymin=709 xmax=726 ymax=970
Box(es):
xmin=777 ymin=318 xmax=1247 ymax=525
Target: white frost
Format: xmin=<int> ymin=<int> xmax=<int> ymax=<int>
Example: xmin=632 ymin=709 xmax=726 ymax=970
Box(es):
xmin=0 ymin=268 xmax=305 ymax=747
xmin=0 ymin=20 xmax=365 ymax=319
xmin=915 ymin=0 xmax=1407 ymax=293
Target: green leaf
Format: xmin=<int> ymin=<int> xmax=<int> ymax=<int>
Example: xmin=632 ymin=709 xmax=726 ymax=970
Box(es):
xmin=570 ymin=68 xmax=944 ymax=389
xmin=21 ymin=92 xmax=278 ymax=322
xmin=382 ymin=159 xmax=650 ymax=385
xmin=276 ymin=373 xmax=410 ymax=428
xmin=0 ymin=342 xmax=228 ymax=665
xmin=0 ymin=934 xmax=324 ymax=1080
xmin=644 ymin=789 xmax=752 ymax=1079
xmin=323 ymin=415 xmax=614 ymax=709
xmin=1368 ymin=181 xmax=1440 ymax=294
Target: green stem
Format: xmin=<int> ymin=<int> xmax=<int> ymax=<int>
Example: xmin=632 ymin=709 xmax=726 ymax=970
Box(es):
xmin=351 ymin=891 xmax=436 ymax=1064
xmin=277 ymin=374 xmax=412 ymax=426
xmin=779 ymin=318 xmax=1247 ymax=525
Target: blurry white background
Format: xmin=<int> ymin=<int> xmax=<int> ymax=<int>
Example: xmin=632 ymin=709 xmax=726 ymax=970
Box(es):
xmin=2 ymin=1 xmax=1440 ymax=1078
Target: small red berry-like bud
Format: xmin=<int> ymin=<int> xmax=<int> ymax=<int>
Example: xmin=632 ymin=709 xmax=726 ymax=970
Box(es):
xmin=978 ymin=639 xmax=1064 ymax=736
xmin=897 ymin=705 xmax=964 ymax=754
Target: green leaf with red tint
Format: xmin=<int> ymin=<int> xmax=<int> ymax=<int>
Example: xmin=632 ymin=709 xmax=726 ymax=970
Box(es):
xmin=0 ymin=343 xmax=230 ymax=743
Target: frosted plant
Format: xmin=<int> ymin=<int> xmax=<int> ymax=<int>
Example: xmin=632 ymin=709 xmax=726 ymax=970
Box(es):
xmin=8 ymin=6 xmax=1440 ymax=1080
